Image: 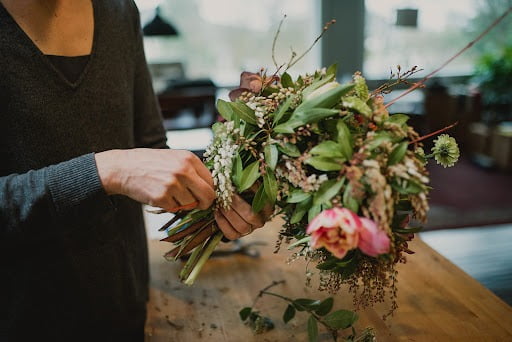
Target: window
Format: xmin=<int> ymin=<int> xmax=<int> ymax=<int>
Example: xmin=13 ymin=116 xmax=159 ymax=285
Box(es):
xmin=137 ymin=0 xmax=321 ymax=88
xmin=364 ymin=0 xmax=480 ymax=79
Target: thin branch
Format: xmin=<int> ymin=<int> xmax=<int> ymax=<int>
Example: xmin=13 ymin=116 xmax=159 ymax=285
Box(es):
xmin=385 ymin=6 xmax=512 ymax=108
xmin=272 ymin=15 xmax=287 ymax=69
xmin=251 ymin=280 xmax=286 ymax=307
xmin=409 ymin=122 xmax=458 ymax=145
xmin=285 ymin=19 xmax=336 ymax=72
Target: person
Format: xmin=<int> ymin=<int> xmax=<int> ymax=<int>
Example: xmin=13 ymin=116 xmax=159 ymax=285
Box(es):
xmin=0 ymin=0 xmax=268 ymax=340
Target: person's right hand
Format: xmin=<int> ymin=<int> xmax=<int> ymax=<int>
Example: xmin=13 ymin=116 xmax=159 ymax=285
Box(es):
xmin=95 ymin=149 xmax=215 ymax=212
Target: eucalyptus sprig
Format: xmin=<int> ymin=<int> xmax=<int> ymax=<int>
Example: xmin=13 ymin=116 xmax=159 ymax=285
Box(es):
xmin=239 ymin=281 xmax=376 ymax=342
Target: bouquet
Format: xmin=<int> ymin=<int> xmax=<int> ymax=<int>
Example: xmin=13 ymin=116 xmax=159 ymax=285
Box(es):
xmin=157 ymin=55 xmax=461 ymax=309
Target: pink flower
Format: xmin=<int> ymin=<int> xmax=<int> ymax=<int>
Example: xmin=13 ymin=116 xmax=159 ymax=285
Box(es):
xmin=306 ymin=208 xmax=361 ymax=259
xmin=306 ymin=208 xmax=391 ymax=259
xmin=358 ymin=218 xmax=390 ymax=257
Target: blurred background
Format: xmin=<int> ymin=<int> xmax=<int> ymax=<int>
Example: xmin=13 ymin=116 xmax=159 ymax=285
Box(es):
xmin=136 ymin=0 xmax=512 ymax=304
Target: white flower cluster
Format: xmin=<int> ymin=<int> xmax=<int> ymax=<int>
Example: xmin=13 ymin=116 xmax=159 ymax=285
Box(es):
xmin=204 ymin=121 xmax=239 ymax=208
xmin=246 ymin=98 xmax=267 ymax=128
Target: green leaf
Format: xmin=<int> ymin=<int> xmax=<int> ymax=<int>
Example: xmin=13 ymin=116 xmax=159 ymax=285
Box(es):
xmin=216 ymin=99 xmax=233 ymax=121
xmin=301 ymin=74 xmax=335 ymax=98
xmin=300 ymin=80 xmax=352 ymax=110
xmin=232 ymin=154 xmax=243 ymax=188
xmin=313 ymin=178 xmax=344 ymax=206
xmin=273 ymin=95 xmax=294 ymax=125
xmin=392 ymin=179 xmax=423 ymax=195
xmin=281 ymin=72 xmax=294 ymax=88
xmin=283 ymin=304 xmax=296 ymax=324
xmin=251 ymin=184 xmax=267 ymax=213
xmin=307 ymin=315 xmax=318 ymax=342
xmin=290 ymin=197 xmax=313 ymax=224
xmin=343 ymin=184 xmax=359 ymax=213
xmin=287 ymin=236 xmax=311 ymax=250
xmin=293 ymin=298 xmax=321 ymax=311
xmin=277 ymin=142 xmax=301 ymax=157
xmin=286 ymin=189 xmax=312 ymax=203
xmin=309 ymin=141 xmax=344 ymax=158
xmin=326 ymin=63 xmax=338 ymax=78
xmin=305 ymin=156 xmax=344 ymax=171
xmin=315 ymin=298 xmax=334 ymax=316
xmin=275 ymin=108 xmax=340 ymax=132
xmin=366 ymin=132 xmax=391 ymax=150
xmin=231 ymin=101 xmax=258 ymax=126
xmin=336 ymin=120 xmax=353 ymax=160
xmin=342 ymin=96 xmax=373 ymax=117
xmin=308 ymin=204 xmax=322 ymax=222
xmin=273 ymin=122 xmax=297 ymax=134
xmin=323 ymin=310 xmax=359 ymax=329
xmin=239 ymin=161 xmax=260 ymax=192
xmin=388 ymin=141 xmax=408 ymax=166
xmin=263 ymin=168 xmax=277 ymax=205
xmin=239 ymin=307 xmax=252 ymax=321
xmin=387 ymin=113 xmax=410 ymax=125
xmin=264 ymin=144 xmax=279 ymax=170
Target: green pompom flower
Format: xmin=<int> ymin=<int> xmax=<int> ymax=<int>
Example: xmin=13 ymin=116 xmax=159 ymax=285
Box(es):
xmin=431 ymin=134 xmax=460 ymax=168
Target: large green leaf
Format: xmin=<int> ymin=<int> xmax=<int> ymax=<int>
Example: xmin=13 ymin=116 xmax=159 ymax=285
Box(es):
xmin=283 ymin=304 xmax=296 ymax=324
xmin=231 ymin=101 xmax=258 ymax=126
xmin=388 ymin=141 xmax=408 ymax=166
xmin=336 ymin=120 xmax=354 ymax=160
xmin=274 ymin=108 xmax=339 ymax=132
xmin=277 ymin=142 xmax=301 ymax=157
xmin=263 ymin=168 xmax=277 ymax=205
xmin=342 ymin=96 xmax=373 ymax=117
xmin=251 ymin=185 xmax=267 ymax=213
xmin=290 ymin=197 xmax=313 ymax=224
xmin=305 ymin=156 xmax=345 ymax=171
xmin=308 ymin=204 xmax=322 ymax=222
xmin=300 ymin=73 xmax=335 ymax=98
xmin=239 ymin=161 xmax=260 ymax=192
xmin=387 ymin=113 xmax=410 ymax=125
xmin=286 ymin=189 xmax=312 ymax=203
xmin=281 ymin=72 xmax=294 ymax=88
xmin=313 ymin=178 xmax=345 ymax=206
xmin=323 ymin=310 xmax=359 ymax=329
xmin=315 ymin=298 xmax=334 ymax=316
xmin=309 ymin=140 xmax=344 ymax=158
xmin=273 ymin=96 xmax=294 ymax=125
xmin=298 ymin=82 xmax=353 ymax=111
xmin=307 ymin=315 xmax=318 ymax=342
xmin=216 ymin=99 xmax=234 ymax=121
xmin=343 ymin=184 xmax=359 ymax=213
xmin=232 ymin=154 xmax=243 ymax=188
xmin=264 ymin=144 xmax=279 ymax=170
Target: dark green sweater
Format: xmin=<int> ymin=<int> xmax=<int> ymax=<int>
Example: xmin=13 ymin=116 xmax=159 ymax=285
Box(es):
xmin=0 ymin=0 xmax=167 ymax=340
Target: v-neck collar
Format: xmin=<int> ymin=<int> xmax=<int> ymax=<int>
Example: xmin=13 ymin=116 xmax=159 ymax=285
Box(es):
xmin=0 ymin=0 xmax=99 ymax=89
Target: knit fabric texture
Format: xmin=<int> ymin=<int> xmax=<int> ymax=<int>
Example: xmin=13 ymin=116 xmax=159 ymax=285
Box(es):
xmin=0 ymin=0 xmax=167 ymax=339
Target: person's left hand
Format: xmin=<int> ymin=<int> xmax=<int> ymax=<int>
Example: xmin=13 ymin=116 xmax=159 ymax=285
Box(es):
xmin=214 ymin=193 xmax=273 ymax=240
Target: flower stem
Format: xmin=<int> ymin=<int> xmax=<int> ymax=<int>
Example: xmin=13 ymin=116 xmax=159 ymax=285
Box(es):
xmin=183 ymin=230 xmax=224 ymax=285
xmin=409 ymin=122 xmax=458 ymax=145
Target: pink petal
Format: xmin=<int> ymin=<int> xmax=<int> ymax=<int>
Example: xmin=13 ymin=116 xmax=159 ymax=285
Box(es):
xmin=358 ymin=218 xmax=390 ymax=257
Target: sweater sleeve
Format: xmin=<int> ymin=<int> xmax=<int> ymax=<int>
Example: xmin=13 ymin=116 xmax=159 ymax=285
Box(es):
xmin=0 ymin=153 xmax=113 ymax=238
xmin=131 ymin=3 xmax=168 ymax=150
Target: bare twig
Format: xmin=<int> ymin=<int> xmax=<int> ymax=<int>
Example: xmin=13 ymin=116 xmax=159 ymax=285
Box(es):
xmin=272 ymin=15 xmax=287 ymax=69
xmin=410 ymin=122 xmax=459 ymax=145
xmin=385 ymin=6 xmax=512 ymax=108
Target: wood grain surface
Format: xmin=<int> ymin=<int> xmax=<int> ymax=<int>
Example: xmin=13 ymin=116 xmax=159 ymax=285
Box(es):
xmin=144 ymin=219 xmax=512 ymax=341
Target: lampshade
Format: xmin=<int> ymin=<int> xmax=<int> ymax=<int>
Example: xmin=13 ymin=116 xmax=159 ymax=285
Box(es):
xmin=143 ymin=7 xmax=179 ymax=36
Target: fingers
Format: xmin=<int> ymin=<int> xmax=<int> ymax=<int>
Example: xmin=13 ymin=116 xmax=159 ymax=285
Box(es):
xmin=214 ymin=210 xmax=241 ymax=240
xmin=185 ymin=151 xmax=215 ymax=189
xmin=229 ymin=194 xmax=266 ymax=228
xmin=181 ymin=171 xmax=216 ymax=210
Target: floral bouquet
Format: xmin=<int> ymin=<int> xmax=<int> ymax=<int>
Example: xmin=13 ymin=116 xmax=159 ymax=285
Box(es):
xmin=157 ymin=53 xmax=461 ymax=311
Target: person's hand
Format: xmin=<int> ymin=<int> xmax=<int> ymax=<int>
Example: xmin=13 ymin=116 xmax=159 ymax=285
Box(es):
xmin=214 ymin=193 xmax=273 ymax=240
xmin=95 ymin=149 xmax=215 ymax=212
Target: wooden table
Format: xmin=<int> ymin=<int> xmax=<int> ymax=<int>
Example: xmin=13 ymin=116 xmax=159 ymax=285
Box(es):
xmin=144 ymin=219 xmax=512 ymax=341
